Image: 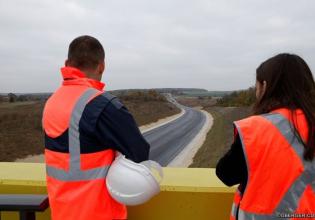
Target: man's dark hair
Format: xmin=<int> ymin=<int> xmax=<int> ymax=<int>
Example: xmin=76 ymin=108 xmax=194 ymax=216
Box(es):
xmin=67 ymin=35 xmax=105 ymax=70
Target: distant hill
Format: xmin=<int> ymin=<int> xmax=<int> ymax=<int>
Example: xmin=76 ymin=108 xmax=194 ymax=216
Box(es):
xmin=216 ymin=87 xmax=256 ymax=107
xmin=180 ymin=90 xmax=233 ymax=97
xmin=0 ymin=93 xmax=52 ymax=102
xmin=1 ymin=88 xmax=235 ymax=102
xmin=110 ymin=88 xmax=207 ymax=96
xmin=111 ymin=88 xmax=233 ymax=98
xmin=155 ymin=88 xmax=208 ymax=93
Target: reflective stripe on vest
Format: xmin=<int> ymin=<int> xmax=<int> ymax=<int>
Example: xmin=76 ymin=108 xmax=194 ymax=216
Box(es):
xmin=235 ymin=113 xmax=315 ymax=219
xmin=231 ymin=187 xmax=242 ymax=220
xmin=46 ymin=88 xmax=110 ymax=181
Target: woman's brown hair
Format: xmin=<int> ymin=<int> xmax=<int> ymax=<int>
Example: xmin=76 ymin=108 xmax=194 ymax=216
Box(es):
xmin=253 ymin=53 xmax=315 ymax=160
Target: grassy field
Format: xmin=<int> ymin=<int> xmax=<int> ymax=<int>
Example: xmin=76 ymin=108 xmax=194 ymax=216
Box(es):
xmin=189 ymin=106 xmax=251 ymax=168
xmin=175 ymin=96 xmax=217 ymax=108
xmin=123 ymin=100 xmax=180 ymax=126
xmin=0 ymin=102 xmax=44 ymax=162
xmin=0 ymin=93 xmax=179 ymax=162
xmin=176 ymin=96 xmax=251 ymax=168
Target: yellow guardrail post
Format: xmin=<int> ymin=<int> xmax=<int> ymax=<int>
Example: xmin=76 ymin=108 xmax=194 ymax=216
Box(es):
xmin=0 ymin=163 xmax=235 ymax=220
xmin=0 ymin=163 xmax=49 ymax=220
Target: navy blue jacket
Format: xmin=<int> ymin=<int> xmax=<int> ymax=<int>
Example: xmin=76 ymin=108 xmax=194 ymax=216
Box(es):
xmin=216 ymin=135 xmax=247 ymax=193
xmin=45 ymin=93 xmax=150 ymax=163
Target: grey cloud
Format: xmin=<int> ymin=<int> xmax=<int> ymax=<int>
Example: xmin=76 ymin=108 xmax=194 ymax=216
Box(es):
xmin=0 ymin=0 xmax=315 ymax=92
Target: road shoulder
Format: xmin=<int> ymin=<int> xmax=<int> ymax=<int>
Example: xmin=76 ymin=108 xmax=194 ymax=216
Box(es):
xmin=167 ymin=109 xmax=213 ymax=167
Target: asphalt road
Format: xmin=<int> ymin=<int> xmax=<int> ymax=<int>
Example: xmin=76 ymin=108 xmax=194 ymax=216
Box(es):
xmin=144 ymin=99 xmax=206 ymax=166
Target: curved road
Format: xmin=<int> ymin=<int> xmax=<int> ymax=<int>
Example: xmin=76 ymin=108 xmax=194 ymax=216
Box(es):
xmin=15 ymin=95 xmax=207 ymax=165
xmin=144 ymin=98 xmax=206 ymax=166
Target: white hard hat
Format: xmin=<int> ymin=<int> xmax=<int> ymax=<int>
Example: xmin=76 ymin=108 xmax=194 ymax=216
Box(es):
xmin=106 ymin=153 xmax=163 ymax=206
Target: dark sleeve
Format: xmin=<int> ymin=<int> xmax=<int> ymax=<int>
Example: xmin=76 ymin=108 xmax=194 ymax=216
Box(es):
xmin=95 ymin=98 xmax=150 ymax=163
xmin=215 ymin=134 xmax=247 ymax=188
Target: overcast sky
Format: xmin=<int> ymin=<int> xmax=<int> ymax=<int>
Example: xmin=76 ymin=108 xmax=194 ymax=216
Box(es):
xmin=0 ymin=0 xmax=314 ymax=93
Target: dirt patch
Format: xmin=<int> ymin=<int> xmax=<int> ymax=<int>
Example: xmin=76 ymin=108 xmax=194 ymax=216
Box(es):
xmin=0 ymin=102 xmax=44 ymax=162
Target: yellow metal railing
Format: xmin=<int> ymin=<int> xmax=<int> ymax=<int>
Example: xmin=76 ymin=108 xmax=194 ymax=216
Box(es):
xmin=0 ymin=163 xmax=235 ymax=220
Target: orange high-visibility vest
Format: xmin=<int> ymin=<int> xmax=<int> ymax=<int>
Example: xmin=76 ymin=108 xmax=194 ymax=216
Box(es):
xmin=43 ymin=67 xmax=127 ymax=220
xmin=230 ymin=108 xmax=315 ymax=220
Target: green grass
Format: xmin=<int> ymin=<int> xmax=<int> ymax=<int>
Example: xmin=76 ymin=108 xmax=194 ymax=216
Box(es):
xmin=189 ymin=107 xmax=251 ymax=168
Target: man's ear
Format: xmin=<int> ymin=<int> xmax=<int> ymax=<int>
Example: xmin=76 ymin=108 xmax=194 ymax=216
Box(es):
xmin=97 ymin=61 xmax=105 ymax=75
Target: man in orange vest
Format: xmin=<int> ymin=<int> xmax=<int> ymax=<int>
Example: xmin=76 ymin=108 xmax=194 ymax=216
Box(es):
xmin=42 ymin=35 xmax=150 ymax=220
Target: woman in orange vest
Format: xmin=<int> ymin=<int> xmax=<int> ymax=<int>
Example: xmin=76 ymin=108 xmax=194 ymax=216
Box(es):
xmin=216 ymin=53 xmax=315 ymax=219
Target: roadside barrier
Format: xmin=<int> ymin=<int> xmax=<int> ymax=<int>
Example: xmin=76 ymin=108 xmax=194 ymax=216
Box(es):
xmin=0 ymin=163 xmax=235 ymax=220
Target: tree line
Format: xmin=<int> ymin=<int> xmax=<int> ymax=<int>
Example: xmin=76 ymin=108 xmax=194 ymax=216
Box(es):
xmin=0 ymin=93 xmax=51 ymax=103
xmin=216 ymin=87 xmax=256 ymax=107
xmin=118 ymin=90 xmax=167 ymax=102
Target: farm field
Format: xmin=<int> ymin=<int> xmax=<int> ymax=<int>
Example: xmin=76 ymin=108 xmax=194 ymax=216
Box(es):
xmin=0 ymin=92 xmax=180 ymax=161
